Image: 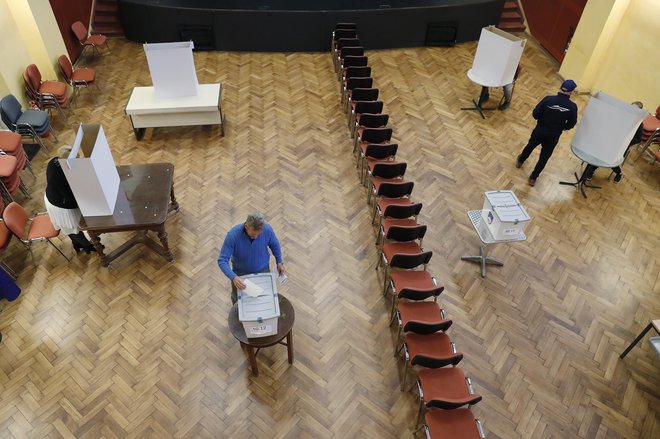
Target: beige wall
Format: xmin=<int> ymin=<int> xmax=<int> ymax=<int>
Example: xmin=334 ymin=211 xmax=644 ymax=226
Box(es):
xmin=0 ymin=0 xmax=67 ymax=106
xmin=560 ymin=0 xmax=660 ymax=108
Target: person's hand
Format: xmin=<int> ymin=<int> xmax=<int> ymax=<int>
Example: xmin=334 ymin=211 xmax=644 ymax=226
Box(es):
xmin=233 ymin=276 xmax=246 ymax=290
xmin=277 ymin=263 xmax=285 ymax=276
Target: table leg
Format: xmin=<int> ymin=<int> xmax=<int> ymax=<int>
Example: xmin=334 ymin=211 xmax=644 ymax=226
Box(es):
xmin=89 ymin=231 xmax=110 ymax=267
xmin=156 ymin=224 xmax=175 ymax=263
xmin=170 ymin=183 xmax=180 ymax=212
xmin=620 ymin=322 xmax=653 ymax=359
xmin=133 ymin=128 xmax=146 ymax=141
xmin=286 ymin=330 xmax=294 ymax=364
xmin=243 ymin=342 xmax=259 ymax=377
xmin=461 ymin=245 xmax=503 ymax=278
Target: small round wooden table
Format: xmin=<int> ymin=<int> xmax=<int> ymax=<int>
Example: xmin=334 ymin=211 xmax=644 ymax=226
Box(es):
xmin=228 ymin=294 xmax=295 ymax=377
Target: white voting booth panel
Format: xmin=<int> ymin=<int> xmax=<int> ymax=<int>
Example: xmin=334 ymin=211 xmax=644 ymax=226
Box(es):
xmin=470 ymin=26 xmax=525 ymax=87
xmin=60 ymin=124 xmax=120 ymax=217
xmin=571 ymin=91 xmax=647 ymax=166
xmin=144 ymin=41 xmax=199 ymax=99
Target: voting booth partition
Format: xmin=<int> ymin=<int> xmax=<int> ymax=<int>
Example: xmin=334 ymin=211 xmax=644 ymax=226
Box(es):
xmin=570 ymin=91 xmax=647 ymax=166
xmin=469 ymin=26 xmax=526 ymax=87
xmin=60 ymin=124 xmax=120 ymax=217
xmin=144 ymin=41 xmax=199 ymax=98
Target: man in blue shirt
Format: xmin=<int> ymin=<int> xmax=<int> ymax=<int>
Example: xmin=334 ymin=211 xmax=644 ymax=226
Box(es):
xmin=516 ymin=79 xmax=579 ymax=186
xmin=218 ymin=212 xmax=285 ymax=303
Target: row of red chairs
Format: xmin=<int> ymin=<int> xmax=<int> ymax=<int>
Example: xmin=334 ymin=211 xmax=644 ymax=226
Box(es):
xmin=332 ymin=24 xmax=486 ymax=439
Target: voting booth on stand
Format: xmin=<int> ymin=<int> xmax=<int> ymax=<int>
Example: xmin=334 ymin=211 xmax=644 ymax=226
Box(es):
xmin=60 ymin=124 xmax=120 ymax=217
xmin=462 ymin=26 xmax=526 ymax=118
xmin=144 ymin=41 xmax=199 ymax=98
xmin=238 ymin=273 xmax=281 ymax=338
xmin=559 ymin=91 xmax=647 ymax=197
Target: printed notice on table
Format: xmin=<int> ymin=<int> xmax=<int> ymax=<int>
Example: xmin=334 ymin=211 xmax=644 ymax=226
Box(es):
xmin=242 ymin=279 xmax=264 ymax=297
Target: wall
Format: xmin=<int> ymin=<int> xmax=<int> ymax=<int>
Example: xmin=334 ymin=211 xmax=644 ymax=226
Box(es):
xmin=560 ymin=0 xmax=660 ymax=108
xmin=0 ymin=0 xmax=68 ymax=106
xmin=49 ymin=0 xmax=93 ymax=62
xmin=592 ymin=0 xmax=660 ymax=107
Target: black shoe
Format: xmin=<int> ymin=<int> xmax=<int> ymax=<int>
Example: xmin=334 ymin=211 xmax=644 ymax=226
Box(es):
xmin=614 ymin=173 xmax=623 ymax=184
xmin=82 ymin=245 xmax=96 ymax=254
xmin=515 ymin=155 xmax=523 ymax=168
xmin=72 ymin=242 xmax=83 ymax=253
xmin=498 ymin=100 xmax=510 ymax=110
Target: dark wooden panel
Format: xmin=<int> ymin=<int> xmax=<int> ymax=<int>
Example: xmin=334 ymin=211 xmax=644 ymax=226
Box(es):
xmin=49 ymin=0 xmax=93 ymax=62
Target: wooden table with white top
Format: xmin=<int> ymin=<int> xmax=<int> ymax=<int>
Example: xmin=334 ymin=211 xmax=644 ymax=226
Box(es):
xmin=125 ymin=83 xmax=225 ymax=140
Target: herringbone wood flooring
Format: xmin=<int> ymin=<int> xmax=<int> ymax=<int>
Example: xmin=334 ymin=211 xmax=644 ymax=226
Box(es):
xmin=0 ymin=38 xmax=658 ymax=438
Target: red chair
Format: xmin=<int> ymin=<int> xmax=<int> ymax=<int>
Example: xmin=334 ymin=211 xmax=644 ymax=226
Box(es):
xmin=367 ymin=162 xmax=409 ymax=204
xmin=362 ymin=142 xmax=398 ymax=184
xmin=0 ymin=201 xmax=17 ymax=279
xmin=58 ymin=54 xmax=97 ymax=106
xmin=331 ymin=25 xmax=358 ymax=71
xmin=355 ymin=127 xmax=393 ymax=168
xmin=3 ymin=201 xmax=69 ymax=262
xmin=341 ymin=76 xmax=373 ymax=106
xmin=422 ymin=408 xmax=486 ymax=439
xmin=24 ymin=65 xmax=68 ymax=122
xmin=377 ymin=202 xmax=422 ymax=244
xmin=0 ymin=154 xmax=30 ymax=204
xmin=0 ymin=131 xmax=33 ymax=178
xmin=371 ymin=181 xmax=416 ymax=226
xmin=71 ymin=21 xmax=110 ymax=58
xmin=415 ymin=367 xmax=482 ymax=427
xmin=349 ymin=97 xmax=383 ymax=136
xmin=400 ymin=332 xmax=462 ymax=391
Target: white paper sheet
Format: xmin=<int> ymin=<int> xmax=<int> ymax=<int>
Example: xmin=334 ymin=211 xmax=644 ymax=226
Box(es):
xmin=242 ymin=279 xmax=264 ymax=297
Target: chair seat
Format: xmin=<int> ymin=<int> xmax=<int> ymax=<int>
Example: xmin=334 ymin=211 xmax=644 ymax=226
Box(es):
xmin=38 ymin=81 xmax=67 ymax=98
xmin=72 ymin=68 xmax=95 ymax=82
xmin=398 ymin=301 xmax=452 ymax=334
xmin=0 ymin=132 xmax=21 ymax=153
xmin=425 ymin=409 xmax=481 ymax=439
xmin=17 ymin=110 xmax=49 ymax=129
xmin=382 ymin=218 xmax=419 ymax=234
xmin=27 ymin=215 xmax=59 ymax=240
xmin=85 ymin=34 xmax=107 ymax=45
xmin=0 ymin=155 xmax=18 ymax=176
xmin=367 ymin=158 xmax=395 ymax=171
xmin=373 ymin=177 xmax=407 ymax=192
xmin=642 ymin=114 xmax=660 ymax=132
xmin=418 ymin=367 xmax=481 ymax=409
xmin=391 ymin=270 xmax=434 ymax=292
xmin=377 ymin=198 xmax=415 ymax=214
xmin=406 ymin=332 xmax=463 ymax=367
xmin=0 ymin=221 xmax=12 ymax=250
xmin=383 ymin=242 xmax=423 ymax=262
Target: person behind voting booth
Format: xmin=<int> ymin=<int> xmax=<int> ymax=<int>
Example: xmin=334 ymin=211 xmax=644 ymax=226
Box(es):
xmin=44 ymin=146 xmax=96 ymax=254
xmin=218 ymin=212 xmax=285 ymax=304
xmin=516 ymin=79 xmax=578 ymax=186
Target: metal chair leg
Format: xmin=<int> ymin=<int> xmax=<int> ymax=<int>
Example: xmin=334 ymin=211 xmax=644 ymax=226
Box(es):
xmin=46 ymin=238 xmax=71 ymax=261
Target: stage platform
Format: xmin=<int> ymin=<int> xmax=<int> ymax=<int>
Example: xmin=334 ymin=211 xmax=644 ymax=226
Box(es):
xmin=119 ymin=0 xmax=505 ymax=51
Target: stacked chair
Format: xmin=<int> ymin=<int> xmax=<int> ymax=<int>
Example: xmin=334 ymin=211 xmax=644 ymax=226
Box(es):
xmin=23 ymin=64 xmax=68 ymax=123
xmin=330 ymin=24 xmax=486 ymax=438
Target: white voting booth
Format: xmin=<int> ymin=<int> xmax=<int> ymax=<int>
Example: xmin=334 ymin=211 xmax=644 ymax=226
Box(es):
xmin=570 ymin=91 xmax=647 ymax=166
xmin=468 ymin=26 xmax=525 ymax=87
xmin=144 ymin=41 xmax=199 ymax=98
xmin=60 ymin=124 xmax=120 ymax=217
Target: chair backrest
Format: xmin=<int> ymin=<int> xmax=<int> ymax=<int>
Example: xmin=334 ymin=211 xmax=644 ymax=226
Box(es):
xmin=358 ymin=113 xmax=388 ymax=128
xmin=342 ymin=55 xmax=368 ymax=69
xmin=372 ymin=162 xmax=407 ymax=179
xmin=361 ymin=127 xmax=392 ymax=143
xmin=346 ymin=77 xmax=373 ymax=91
xmin=340 ymin=46 xmax=364 ymax=59
xmin=364 ymin=143 xmax=398 ymax=160
xmin=0 ymin=95 xmax=23 ymax=126
xmin=377 ymin=181 xmax=414 ymax=198
xmin=390 ymin=250 xmax=432 ymax=270
xmin=354 ymin=101 xmax=383 ymax=114
xmin=399 ymin=285 xmax=444 ymax=301
xmin=58 ymin=55 xmax=74 ymax=82
xmin=350 ymin=88 xmax=378 ymax=102
xmin=335 ymin=23 xmax=357 ymax=31
xmin=345 ymin=66 xmax=371 ymax=80
xmin=3 ymin=202 xmax=28 ymax=240
xmin=71 ymin=21 xmax=88 ymax=43
xmin=337 ymin=38 xmax=360 ymax=50
xmin=26 ymin=64 xmax=42 ymax=89
xmin=383 ymin=202 xmax=422 ymax=219
xmin=0 ymin=221 xmax=12 ymax=251
xmin=334 ymin=29 xmax=357 ymax=41
xmin=385 ymin=224 xmax=427 ymax=242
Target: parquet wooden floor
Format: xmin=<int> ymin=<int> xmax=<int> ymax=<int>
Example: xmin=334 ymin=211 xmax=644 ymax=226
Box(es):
xmin=0 ymin=37 xmax=658 ymax=439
